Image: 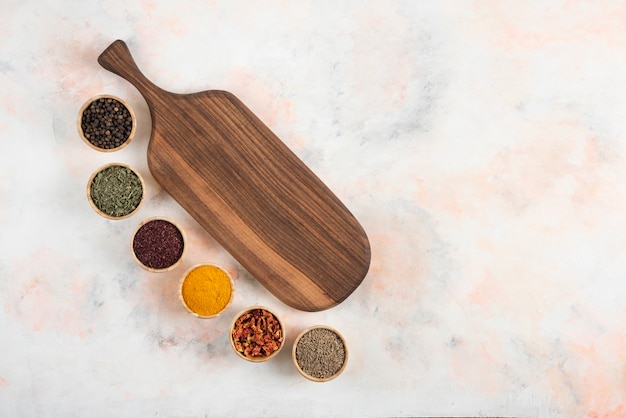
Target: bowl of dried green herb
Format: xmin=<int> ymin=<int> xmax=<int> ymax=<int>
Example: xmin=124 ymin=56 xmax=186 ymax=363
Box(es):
xmin=87 ymin=162 xmax=145 ymax=219
xmin=131 ymin=217 xmax=186 ymax=273
xmin=292 ymin=325 xmax=348 ymax=382
xmin=78 ymin=94 xmax=136 ymax=152
xmin=230 ymin=306 xmax=285 ymax=362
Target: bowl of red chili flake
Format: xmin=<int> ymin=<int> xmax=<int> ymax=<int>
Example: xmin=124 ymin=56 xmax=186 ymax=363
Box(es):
xmin=230 ymin=306 xmax=284 ymax=362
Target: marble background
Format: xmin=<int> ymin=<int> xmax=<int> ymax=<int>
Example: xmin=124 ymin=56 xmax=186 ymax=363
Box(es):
xmin=1 ymin=1 xmax=625 ymax=417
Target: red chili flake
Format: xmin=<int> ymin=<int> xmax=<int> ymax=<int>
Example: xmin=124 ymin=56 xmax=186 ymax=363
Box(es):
xmin=132 ymin=219 xmax=184 ymax=270
xmin=232 ymin=308 xmax=283 ymax=358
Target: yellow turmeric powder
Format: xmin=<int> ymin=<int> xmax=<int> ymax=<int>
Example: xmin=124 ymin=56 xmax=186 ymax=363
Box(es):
xmin=181 ymin=265 xmax=233 ymax=317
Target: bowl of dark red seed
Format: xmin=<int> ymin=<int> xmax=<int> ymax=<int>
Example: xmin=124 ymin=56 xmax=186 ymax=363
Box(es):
xmin=292 ymin=325 xmax=348 ymax=382
xmin=131 ymin=217 xmax=185 ymax=272
xmin=230 ymin=306 xmax=285 ymax=362
xmin=87 ymin=162 xmax=145 ymax=219
xmin=78 ymin=94 xmax=136 ymax=152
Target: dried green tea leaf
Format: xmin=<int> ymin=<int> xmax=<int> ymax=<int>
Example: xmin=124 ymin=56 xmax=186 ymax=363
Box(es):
xmin=90 ymin=165 xmax=142 ymax=217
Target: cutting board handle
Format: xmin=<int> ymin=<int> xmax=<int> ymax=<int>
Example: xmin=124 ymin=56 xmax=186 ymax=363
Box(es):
xmin=98 ymin=40 xmax=162 ymax=102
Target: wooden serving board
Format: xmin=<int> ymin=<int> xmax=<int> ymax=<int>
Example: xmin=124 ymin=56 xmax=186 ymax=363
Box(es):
xmin=98 ymin=40 xmax=371 ymax=311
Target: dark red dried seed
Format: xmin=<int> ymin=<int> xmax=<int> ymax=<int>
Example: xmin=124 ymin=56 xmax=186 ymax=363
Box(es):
xmin=132 ymin=220 xmax=184 ymax=270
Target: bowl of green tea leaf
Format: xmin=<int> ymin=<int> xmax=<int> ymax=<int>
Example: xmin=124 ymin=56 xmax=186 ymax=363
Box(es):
xmin=87 ymin=163 xmax=145 ymax=219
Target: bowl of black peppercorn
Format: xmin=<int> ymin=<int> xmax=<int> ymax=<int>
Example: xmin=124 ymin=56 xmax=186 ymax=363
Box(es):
xmin=78 ymin=94 xmax=136 ymax=152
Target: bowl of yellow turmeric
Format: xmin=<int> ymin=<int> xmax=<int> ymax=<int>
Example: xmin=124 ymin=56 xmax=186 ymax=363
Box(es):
xmin=179 ymin=264 xmax=234 ymax=318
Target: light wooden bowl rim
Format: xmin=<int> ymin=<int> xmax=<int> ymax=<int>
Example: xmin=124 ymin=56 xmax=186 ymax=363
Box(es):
xmin=77 ymin=94 xmax=137 ymax=152
xmin=130 ymin=217 xmax=186 ymax=273
xmin=86 ymin=162 xmax=145 ymax=220
xmin=178 ymin=263 xmax=234 ymax=319
xmin=292 ymin=325 xmax=349 ymax=382
xmin=229 ymin=305 xmax=285 ymax=362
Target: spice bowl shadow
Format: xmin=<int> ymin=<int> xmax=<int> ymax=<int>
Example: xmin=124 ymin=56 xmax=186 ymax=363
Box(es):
xmin=230 ymin=306 xmax=285 ymax=363
xmin=77 ymin=94 xmax=136 ymax=152
xmin=131 ymin=217 xmax=186 ymax=273
xmin=87 ymin=162 xmax=145 ymax=220
xmin=292 ymin=325 xmax=348 ymax=382
xmin=179 ymin=263 xmax=235 ymax=319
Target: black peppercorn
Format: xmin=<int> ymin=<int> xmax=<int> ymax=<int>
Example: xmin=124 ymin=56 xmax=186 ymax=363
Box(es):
xmin=80 ymin=97 xmax=133 ymax=150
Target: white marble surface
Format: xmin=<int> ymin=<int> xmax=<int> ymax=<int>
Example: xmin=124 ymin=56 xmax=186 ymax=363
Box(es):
xmin=2 ymin=1 xmax=626 ymax=417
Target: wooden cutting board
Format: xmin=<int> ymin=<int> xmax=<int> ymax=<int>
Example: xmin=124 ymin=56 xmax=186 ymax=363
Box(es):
xmin=98 ymin=40 xmax=371 ymax=311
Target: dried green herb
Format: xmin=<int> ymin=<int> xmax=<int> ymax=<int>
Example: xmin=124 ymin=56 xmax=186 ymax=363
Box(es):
xmin=90 ymin=165 xmax=143 ymax=217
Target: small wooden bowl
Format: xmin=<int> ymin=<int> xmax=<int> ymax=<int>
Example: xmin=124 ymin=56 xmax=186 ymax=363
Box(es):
xmin=78 ymin=94 xmax=136 ymax=152
xmin=292 ymin=325 xmax=348 ymax=382
xmin=86 ymin=162 xmax=145 ymax=220
xmin=130 ymin=217 xmax=186 ymax=273
xmin=229 ymin=306 xmax=285 ymax=362
xmin=179 ymin=264 xmax=234 ymax=318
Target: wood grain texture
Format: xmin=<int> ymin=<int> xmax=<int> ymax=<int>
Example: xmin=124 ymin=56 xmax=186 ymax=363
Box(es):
xmin=98 ymin=40 xmax=371 ymax=311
